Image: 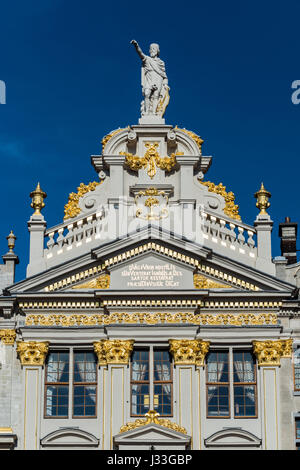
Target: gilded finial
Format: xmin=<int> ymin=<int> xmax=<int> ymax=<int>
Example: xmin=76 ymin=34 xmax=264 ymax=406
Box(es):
xmin=6 ymin=231 xmax=16 ymax=253
xmin=254 ymin=182 xmax=271 ymax=215
xmin=30 ymin=183 xmax=47 ymax=215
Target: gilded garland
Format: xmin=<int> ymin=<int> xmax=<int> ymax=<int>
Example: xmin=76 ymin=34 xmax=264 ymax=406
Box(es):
xmin=121 ymin=142 xmax=181 ymax=179
xmin=175 ymin=127 xmax=204 ymax=155
xmin=101 ymin=127 xmax=129 ymax=152
xmin=199 ymin=180 xmax=241 ymax=221
xmin=120 ymin=410 xmax=187 ymax=434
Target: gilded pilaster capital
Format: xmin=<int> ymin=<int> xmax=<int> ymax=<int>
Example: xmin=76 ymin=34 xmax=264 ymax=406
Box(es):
xmin=16 ymin=341 xmax=49 ymax=366
xmin=0 ymin=329 xmax=16 ymax=345
xmin=252 ymin=339 xmax=293 ymax=367
xmin=169 ymin=339 xmax=210 ymax=366
xmin=93 ymin=339 xmax=134 ymax=366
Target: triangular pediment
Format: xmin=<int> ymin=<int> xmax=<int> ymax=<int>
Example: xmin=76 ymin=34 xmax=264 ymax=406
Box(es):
xmin=7 ymin=234 xmax=295 ymax=294
xmin=114 ymin=423 xmax=191 ymax=445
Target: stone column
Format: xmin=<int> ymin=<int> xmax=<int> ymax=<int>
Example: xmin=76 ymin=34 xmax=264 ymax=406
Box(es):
xmin=0 ymin=330 xmax=17 ymax=447
xmin=169 ymin=339 xmax=210 ymax=450
xmin=252 ymin=339 xmax=293 ymax=450
xmin=94 ymin=339 xmax=134 ymax=450
xmin=16 ymin=341 xmax=49 ymax=450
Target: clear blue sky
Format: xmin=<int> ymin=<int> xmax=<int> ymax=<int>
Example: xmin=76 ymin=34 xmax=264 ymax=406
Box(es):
xmin=1 ymin=0 xmax=299 ymax=281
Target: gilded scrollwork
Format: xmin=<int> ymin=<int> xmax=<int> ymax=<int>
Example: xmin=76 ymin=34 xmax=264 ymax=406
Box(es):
xmin=199 ymin=180 xmax=241 ymax=221
xmin=120 ymin=410 xmax=187 ymax=434
xmin=169 ymin=339 xmax=210 ymax=366
xmin=101 ymin=127 xmax=129 ymax=152
xmin=135 ymin=187 xmax=169 ymax=221
xmin=93 ymin=339 xmax=134 ymax=366
xmin=121 ymin=142 xmax=181 ymax=179
xmin=193 ymin=273 xmax=230 ymax=289
xmin=175 ymin=127 xmax=204 ymax=155
xmin=71 ymin=273 xmax=110 ymax=289
xmin=16 ymin=341 xmax=49 ymax=366
xmin=64 ymin=181 xmax=102 ymax=220
xmin=25 ymin=312 xmax=278 ymax=327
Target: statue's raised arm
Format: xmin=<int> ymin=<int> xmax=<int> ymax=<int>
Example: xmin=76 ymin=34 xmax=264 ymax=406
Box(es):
xmin=130 ymin=40 xmax=170 ymax=120
xmin=130 ymin=40 xmax=145 ymax=61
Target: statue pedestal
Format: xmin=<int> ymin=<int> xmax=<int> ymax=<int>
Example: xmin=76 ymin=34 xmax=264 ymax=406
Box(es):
xmin=139 ymin=115 xmax=165 ymax=125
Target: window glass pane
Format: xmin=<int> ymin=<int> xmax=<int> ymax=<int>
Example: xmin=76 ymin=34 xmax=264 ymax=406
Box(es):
xmin=234 ymin=385 xmax=256 ymax=417
xmin=46 ymin=351 xmax=69 ymax=383
xmin=131 ymin=384 xmax=149 ymax=416
xmin=132 ymin=350 xmax=149 ymax=382
xmin=73 ymin=351 xmax=97 ymax=383
xmin=154 ymin=350 xmax=171 ymax=382
xmin=154 ymin=383 xmax=172 ymax=416
xmin=233 ymin=351 xmax=255 ymax=383
xmin=207 ymin=385 xmax=229 ymax=416
xmin=45 ymin=385 xmax=69 ymax=417
xmin=296 ymin=420 xmax=300 ymax=439
xmin=207 ymin=351 xmax=229 ymax=383
xmin=73 ymin=385 xmax=96 ymax=417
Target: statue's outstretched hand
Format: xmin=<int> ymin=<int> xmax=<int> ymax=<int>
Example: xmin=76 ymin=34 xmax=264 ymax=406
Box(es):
xmin=131 ymin=40 xmax=138 ymax=46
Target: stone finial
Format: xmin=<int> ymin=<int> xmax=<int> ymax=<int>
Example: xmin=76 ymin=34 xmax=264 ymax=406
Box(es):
xmin=30 ymin=182 xmax=47 ymax=215
xmin=254 ymin=182 xmax=271 ymax=215
xmin=6 ymin=231 xmax=16 ymax=253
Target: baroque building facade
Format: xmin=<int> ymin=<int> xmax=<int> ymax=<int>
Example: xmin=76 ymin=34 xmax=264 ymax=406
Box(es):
xmin=0 ymin=42 xmax=300 ymax=450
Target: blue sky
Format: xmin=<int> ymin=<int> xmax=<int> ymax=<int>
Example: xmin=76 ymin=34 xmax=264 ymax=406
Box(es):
xmin=0 ymin=0 xmax=299 ymax=281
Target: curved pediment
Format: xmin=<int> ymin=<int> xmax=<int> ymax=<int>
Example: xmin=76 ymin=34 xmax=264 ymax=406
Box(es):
xmin=40 ymin=428 xmax=99 ymax=448
xmin=204 ymin=428 xmax=261 ymax=448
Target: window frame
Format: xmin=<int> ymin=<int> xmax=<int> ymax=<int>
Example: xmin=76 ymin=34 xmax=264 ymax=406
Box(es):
xmin=130 ymin=345 xmax=173 ymax=418
xmin=44 ymin=346 xmax=98 ymax=420
xmin=293 ymin=348 xmax=300 ymax=392
xmin=206 ymin=346 xmax=257 ymax=420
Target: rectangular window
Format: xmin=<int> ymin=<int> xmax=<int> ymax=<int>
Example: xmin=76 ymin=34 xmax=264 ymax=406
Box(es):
xmin=294 ymin=349 xmax=300 ymax=391
xmin=73 ymin=351 xmax=97 ymax=417
xmin=233 ymin=351 xmax=257 ymax=418
xmin=45 ymin=351 xmax=70 ymax=417
xmin=131 ymin=347 xmax=172 ymax=417
xmin=45 ymin=349 xmax=97 ymax=418
xmin=206 ymin=351 xmax=230 ymax=417
xmin=206 ymin=348 xmax=257 ymax=419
